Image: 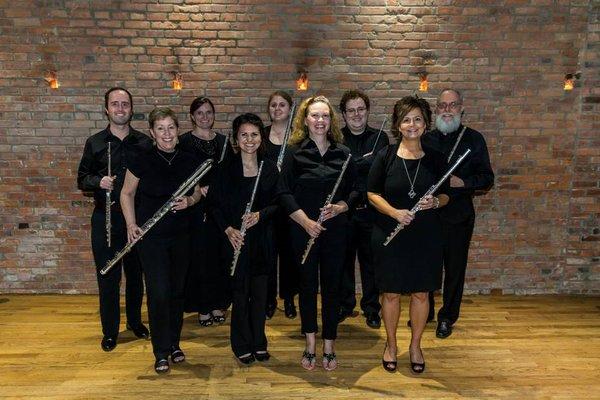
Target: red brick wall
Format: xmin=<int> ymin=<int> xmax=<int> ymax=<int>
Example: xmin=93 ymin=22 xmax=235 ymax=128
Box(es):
xmin=0 ymin=1 xmax=598 ymax=294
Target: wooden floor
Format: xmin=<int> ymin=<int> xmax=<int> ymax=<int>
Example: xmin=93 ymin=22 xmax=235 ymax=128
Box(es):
xmin=0 ymin=295 xmax=599 ymax=400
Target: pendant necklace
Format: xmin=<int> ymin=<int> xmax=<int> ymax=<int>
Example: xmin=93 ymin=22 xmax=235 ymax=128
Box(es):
xmin=157 ymin=149 xmax=178 ymax=165
xmin=401 ymin=157 xmax=421 ymax=199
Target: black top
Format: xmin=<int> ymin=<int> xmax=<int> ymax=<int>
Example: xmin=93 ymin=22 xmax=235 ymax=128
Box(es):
xmin=208 ymin=154 xmax=279 ymax=276
xmin=77 ymin=126 xmax=152 ymax=209
xmin=178 ymin=130 xmax=231 ymax=165
xmin=342 ymin=125 xmax=389 ymax=207
xmin=422 ymin=124 xmax=494 ymax=223
xmin=263 ymin=125 xmax=284 ymax=164
xmin=127 ymin=146 xmax=200 ymax=238
xmin=278 ymin=138 xmax=359 ymax=221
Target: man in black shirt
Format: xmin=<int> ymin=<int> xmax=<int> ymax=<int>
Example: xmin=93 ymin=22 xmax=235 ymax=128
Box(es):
xmin=338 ymin=90 xmax=389 ymax=329
xmin=77 ymin=87 xmax=152 ymax=351
xmin=423 ymin=88 xmax=494 ymax=338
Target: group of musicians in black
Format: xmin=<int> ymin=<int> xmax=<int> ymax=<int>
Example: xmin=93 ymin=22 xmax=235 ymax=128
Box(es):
xmin=77 ymin=87 xmax=494 ymax=374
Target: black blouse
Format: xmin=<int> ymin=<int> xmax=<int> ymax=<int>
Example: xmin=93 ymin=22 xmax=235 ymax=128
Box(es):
xmin=278 ymin=138 xmax=359 ymax=221
xmin=263 ymin=125 xmax=283 ymax=164
xmin=127 ymin=146 xmax=200 ymax=238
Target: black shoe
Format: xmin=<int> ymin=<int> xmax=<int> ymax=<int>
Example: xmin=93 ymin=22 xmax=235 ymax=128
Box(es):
xmin=381 ymin=344 xmax=397 ymax=373
xmin=237 ymin=353 xmax=255 ymax=365
xmin=338 ymin=308 xmax=353 ymax=324
xmin=265 ymin=302 xmax=276 ymax=320
xmin=154 ymin=358 xmax=170 ymax=374
xmin=409 ymin=348 xmax=425 ymax=374
xmin=436 ymin=320 xmax=453 ymax=338
xmin=365 ymin=313 xmax=381 ymax=329
xmin=170 ymin=345 xmax=185 ymax=364
xmin=126 ymin=323 xmax=150 ymax=339
xmin=284 ymin=299 xmax=297 ymax=319
xmin=101 ymin=336 xmax=117 ymax=352
xmin=254 ymin=351 xmax=271 ymax=362
xmin=407 ymin=314 xmax=434 ymax=327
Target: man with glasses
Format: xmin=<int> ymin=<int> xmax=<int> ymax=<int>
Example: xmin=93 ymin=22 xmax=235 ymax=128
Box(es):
xmin=338 ymin=90 xmax=389 ymax=329
xmin=422 ymin=88 xmax=494 ymax=338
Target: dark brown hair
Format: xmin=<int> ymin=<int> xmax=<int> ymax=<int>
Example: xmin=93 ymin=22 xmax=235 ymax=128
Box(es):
xmin=390 ymin=96 xmax=432 ymax=139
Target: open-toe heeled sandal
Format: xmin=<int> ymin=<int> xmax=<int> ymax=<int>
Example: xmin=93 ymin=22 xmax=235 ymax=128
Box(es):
xmin=211 ymin=311 xmax=226 ymax=324
xmin=409 ymin=348 xmax=426 ymax=374
xmin=170 ymin=346 xmax=185 ymax=364
xmin=301 ymin=350 xmax=316 ymax=371
xmin=198 ymin=314 xmax=213 ymax=327
xmin=154 ymin=358 xmax=170 ymax=374
xmin=322 ymin=352 xmax=337 ymax=371
xmin=382 ymin=344 xmax=397 ymax=372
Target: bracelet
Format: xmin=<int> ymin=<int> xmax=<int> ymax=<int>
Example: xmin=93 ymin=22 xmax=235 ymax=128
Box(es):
xmin=433 ymin=197 xmax=440 ymax=209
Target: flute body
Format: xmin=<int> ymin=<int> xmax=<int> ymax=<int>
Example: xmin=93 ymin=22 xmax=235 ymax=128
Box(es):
xmin=276 ymin=103 xmax=296 ymax=170
xmin=105 ymin=142 xmax=112 ymax=247
xmin=230 ymin=161 xmax=264 ymax=276
xmin=100 ymin=159 xmax=213 ymax=275
xmin=383 ymin=149 xmax=471 ymax=246
xmin=300 ymin=154 xmax=352 ymax=264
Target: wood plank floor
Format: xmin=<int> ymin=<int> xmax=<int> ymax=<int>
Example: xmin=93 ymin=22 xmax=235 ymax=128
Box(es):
xmin=0 ymin=294 xmax=598 ymax=399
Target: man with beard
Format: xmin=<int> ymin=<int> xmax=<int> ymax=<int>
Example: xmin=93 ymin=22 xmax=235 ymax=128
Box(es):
xmin=77 ymin=87 xmax=152 ymax=351
xmin=338 ymin=90 xmax=389 ymax=329
xmin=421 ymin=88 xmax=494 ymax=338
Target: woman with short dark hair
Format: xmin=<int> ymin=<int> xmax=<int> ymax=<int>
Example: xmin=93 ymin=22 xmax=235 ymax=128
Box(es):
xmin=121 ymin=107 xmax=203 ymax=374
xmin=368 ymin=96 xmax=450 ymax=374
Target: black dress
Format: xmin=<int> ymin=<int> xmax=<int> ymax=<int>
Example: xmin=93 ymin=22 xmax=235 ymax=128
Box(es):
xmin=178 ymin=131 xmax=232 ymax=314
xmin=367 ymin=144 xmax=448 ymax=294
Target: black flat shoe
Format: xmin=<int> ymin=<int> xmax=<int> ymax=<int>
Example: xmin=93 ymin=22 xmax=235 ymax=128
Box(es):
xmin=170 ymin=346 xmax=185 ymax=364
xmin=409 ymin=348 xmax=425 ymax=374
xmin=254 ymin=351 xmax=271 ymax=362
xmin=154 ymin=358 xmax=170 ymax=374
xmin=365 ymin=313 xmax=381 ymax=329
xmin=237 ymin=353 xmax=255 ymax=365
xmin=436 ymin=320 xmax=453 ymax=338
xmin=382 ymin=344 xmax=397 ymax=372
xmin=284 ymin=299 xmax=297 ymax=319
xmin=126 ymin=323 xmax=150 ymax=339
xmin=265 ymin=302 xmax=276 ymax=320
xmin=101 ymin=336 xmax=117 ymax=352
xmin=337 ymin=308 xmax=353 ymax=324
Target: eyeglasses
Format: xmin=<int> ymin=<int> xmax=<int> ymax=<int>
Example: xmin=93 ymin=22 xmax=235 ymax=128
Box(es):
xmin=308 ymin=113 xmax=331 ymax=121
xmin=436 ymin=102 xmax=462 ymax=111
xmin=345 ymin=107 xmax=367 ymax=115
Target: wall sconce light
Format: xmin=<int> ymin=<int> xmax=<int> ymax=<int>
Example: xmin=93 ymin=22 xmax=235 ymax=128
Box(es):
xmin=296 ymin=72 xmax=308 ymax=91
xmin=44 ymin=70 xmax=59 ymax=89
xmin=563 ymin=73 xmax=581 ymax=91
xmin=419 ymin=73 xmax=428 ymax=92
xmin=171 ymin=71 xmax=183 ymax=90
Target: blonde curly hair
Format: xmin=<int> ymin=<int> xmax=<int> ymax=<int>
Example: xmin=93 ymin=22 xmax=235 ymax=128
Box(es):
xmin=288 ymin=95 xmax=344 ymax=146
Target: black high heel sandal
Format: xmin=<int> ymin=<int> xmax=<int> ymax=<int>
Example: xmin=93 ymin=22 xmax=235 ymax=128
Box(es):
xmin=382 ymin=344 xmax=397 ymax=373
xmin=211 ymin=311 xmax=226 ymax=324
xmin=170 ymin=346 xmax=185 ymax=364
xmin=198 ymin=313 xmax=213 ymax=327
xmin=154 ymin=358 xmax=170 ymax=374
xmin=409 ymin=348 xmax=425 ymax=374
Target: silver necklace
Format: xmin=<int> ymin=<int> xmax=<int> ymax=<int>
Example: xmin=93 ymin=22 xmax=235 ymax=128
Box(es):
xmin=401 ymin=157 xmax=421 ymax=199
xmin=157 ymin=149 xmax=178 ymax=165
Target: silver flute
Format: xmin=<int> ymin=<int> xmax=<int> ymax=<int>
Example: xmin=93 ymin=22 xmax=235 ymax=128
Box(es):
xmin=218 ymin=133 xmax=228 ymax=163
xmin=301 ymin=154 xmax=352 ymax=265
xmin=105 ymin=142 xmax=112 ymax=247
xmin=276 ymin=102 xmax=297 ymax=170
xmin=383 ymin=148 xmax=471 ymax=246
xmin=100 ymin=159 xmax=213 ymax=275
xmin=230 ymin=161 xmax=264 ymax=276
xmin=364 ymin=116 xmax=387 ymax=157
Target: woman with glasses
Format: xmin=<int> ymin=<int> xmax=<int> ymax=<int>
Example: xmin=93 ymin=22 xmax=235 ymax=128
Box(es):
xmin=278 ymin=95 xmax=358 ymax=371
xmin=180 ymin=97 xmax=231 ymax=327
xmin=263 ymin=90 xmax=299 ymax=320
xmin=367 ymin=96 xmax=450 ymax=374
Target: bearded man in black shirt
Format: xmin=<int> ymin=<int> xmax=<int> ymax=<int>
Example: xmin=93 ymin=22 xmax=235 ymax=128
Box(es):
xmin=422 ymin=88 xmax=494 ymax=339
xmin=77 ymin=87 xmax=151 ymax=351
xmin=338 ymin=90 xmax=389 ymax=329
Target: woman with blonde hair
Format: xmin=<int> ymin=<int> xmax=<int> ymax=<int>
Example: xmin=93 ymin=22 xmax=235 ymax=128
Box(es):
xmin=278 ymin=95 xmax=358 ymax=371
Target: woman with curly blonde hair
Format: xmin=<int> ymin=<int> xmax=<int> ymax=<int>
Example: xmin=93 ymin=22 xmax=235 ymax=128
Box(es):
xmin=278 ymin=95 xmax=358 ymax=371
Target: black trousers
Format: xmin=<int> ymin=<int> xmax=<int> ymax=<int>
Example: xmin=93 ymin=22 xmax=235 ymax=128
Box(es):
xmin=267 ymin=214 xmax=299 ymax=305
xmin=340 ymin=209 xmax=380 ymax=315
xmin=91 ymin=207 xmax=144 ymax=338
xmin=231 ymin=273 xmax=268 ymax=357
xmin=432 ymin=216 xmax=475 ymax=325
xmin=184 ymin=214 xmax=230 ymax=314
xmin=290 ymin=220 xmax=347 ymax=340
xmin=137 ymin=233 xmax=190 ymax=360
